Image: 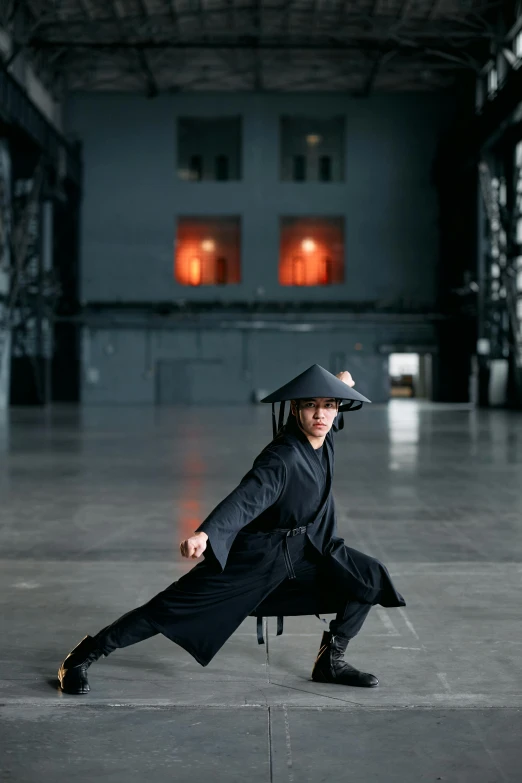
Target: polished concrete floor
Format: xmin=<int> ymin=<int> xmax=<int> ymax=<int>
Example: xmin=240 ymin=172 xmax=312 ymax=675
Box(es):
xmin=1 ymin=400 xmax=522 ymax=781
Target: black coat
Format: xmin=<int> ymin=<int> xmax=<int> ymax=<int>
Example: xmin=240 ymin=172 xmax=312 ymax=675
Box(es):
xmin=196 ymin=412 xmax=405 ymax=609
xmin=145 ymin=411 xmax=405 ymax=666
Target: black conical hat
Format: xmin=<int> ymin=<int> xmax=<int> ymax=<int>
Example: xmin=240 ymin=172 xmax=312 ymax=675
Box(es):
xmin=260 ymin=364 xmax=371 ymax=404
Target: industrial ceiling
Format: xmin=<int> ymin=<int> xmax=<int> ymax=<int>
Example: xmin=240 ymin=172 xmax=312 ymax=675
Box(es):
xmin=2 ymin=1 xmax=508 ymax=94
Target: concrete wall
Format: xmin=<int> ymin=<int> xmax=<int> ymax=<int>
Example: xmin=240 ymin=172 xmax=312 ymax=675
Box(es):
xmin=65 ymin=90 xmax=451 ymax=405
xmin=81 ymin=318 xmax=437 ymax=405
xmin=66 ymin=92 xmax=453 ymax=307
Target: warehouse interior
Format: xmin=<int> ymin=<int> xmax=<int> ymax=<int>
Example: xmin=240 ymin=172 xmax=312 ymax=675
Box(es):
xmin=1 ymin=1 xmax=522 ymax=780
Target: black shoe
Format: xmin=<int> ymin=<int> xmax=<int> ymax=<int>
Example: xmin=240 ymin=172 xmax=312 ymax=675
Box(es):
xmin=58 ymin=635 xmax=104 ymax=694
xmin=311 ymin=631 xmax=379 ymax=688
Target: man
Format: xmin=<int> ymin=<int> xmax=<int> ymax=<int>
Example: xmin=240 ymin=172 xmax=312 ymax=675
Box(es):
xmin=58 ymin=364 xmax=405 ymax=694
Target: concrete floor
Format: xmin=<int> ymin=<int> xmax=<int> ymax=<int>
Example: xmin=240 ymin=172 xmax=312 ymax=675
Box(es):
xmin=1 ymin=400 xmax=522 ymax=781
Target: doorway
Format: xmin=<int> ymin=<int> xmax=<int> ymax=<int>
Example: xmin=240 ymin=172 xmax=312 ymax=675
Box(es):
xmin=388 ymin=353 xmax=432 ymax=400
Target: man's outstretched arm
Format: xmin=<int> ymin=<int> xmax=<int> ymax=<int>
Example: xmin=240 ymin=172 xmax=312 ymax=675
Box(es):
xmin=179 ymin=451 xmax=286 ymax=569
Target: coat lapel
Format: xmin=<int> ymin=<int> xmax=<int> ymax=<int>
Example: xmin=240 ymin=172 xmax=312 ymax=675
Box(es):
xmin=295 ymin=427 xmax=332 ymax=483
xmin=285 ymin=429 xmax=332 ymax=521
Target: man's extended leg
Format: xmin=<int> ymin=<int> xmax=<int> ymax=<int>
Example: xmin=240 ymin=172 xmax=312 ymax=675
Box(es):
xmin=58 ymin=540 xmax=294 ymax=694
xmin=58 ymin=606 xmax=160 ymax=694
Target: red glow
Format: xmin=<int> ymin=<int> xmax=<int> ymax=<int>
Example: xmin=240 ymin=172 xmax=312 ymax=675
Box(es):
xmin=189 ymin=257 xmax=202 ymax=286
xmin=175 ymin=218 xmax=241 ymax=285
xmin=279 ymin=218 xmax=344 ymax=286
xmin=293 ymin=256 xmax=305 ymax=285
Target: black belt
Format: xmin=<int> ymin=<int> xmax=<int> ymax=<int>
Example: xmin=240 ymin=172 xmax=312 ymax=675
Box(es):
xmin=274 ymin=525 xmax=308 ymax=536
xmin=256 ymin=525 xmax=309 ymax=644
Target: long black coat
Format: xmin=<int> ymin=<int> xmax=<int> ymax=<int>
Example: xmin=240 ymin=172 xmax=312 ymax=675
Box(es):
xmin=145 ymin=411 xmax=405 ymax=666
xmin=196 ymin=412 xmax=405 ymax=608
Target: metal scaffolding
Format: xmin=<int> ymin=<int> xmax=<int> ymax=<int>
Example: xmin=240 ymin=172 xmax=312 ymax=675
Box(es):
xmin=478 ymin=141 xmax=522 ymax=407
xmin=0 ymin=63 xmax=82 ymax=405
xmin=5 ymin=0 xmax=505 ymax=94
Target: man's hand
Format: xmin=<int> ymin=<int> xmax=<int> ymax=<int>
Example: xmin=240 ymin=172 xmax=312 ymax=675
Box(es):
xmin=336 ymin=370 xmax=355 ymax=387
xmin=180 ymin=531 xmax=208 ymax=559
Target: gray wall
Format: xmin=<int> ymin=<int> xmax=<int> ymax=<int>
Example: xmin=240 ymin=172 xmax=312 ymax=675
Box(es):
xmin=81 ymin=319 xmax=437 ymax=405
xmin=65 ymin=91 xmax=451 ymax=405
xmin=66 ymin=92 xmax=453 ymax=307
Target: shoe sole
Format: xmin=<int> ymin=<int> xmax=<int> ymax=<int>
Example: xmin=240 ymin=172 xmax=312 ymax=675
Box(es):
xmin=311 ymin=674 xmax=379 ymax=688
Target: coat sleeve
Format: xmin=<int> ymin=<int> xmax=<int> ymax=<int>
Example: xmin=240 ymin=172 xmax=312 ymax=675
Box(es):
xmin=195 ymin=450 xmax=287 ymax=571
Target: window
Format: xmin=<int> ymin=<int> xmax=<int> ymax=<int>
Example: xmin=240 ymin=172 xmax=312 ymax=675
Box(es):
xmin=178 ymin=117 xmax=241 ymax=181
xmin=279 ymin=217 xmax=344 ymax=286
xmin=189 ymin=155 xmax=203 ymax=181
xmin=319 ymin=155 xmax=332 ymax=182
xmin=280 ymin=117 xmax=344 ymax=182
xmin=175 ymin=217 xmax=241 ymax=285
xmin=292 ymin=155 xmax=306 ymax=181
xmin=215 ymin=257 xmax=228 ymax=285
xmin=215 ymin=155 xmax=229 ymax=181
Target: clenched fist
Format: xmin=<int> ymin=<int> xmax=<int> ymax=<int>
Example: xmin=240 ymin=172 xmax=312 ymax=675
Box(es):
xmin=180 ymin=531 xmax=208 ymax=559
xmin=336 ymin=370 xmax=355 ymax=387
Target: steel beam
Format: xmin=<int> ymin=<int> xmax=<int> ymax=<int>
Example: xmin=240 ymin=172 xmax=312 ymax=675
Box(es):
xmin=476 ymin=64 xmax=522 ymax=148
xmin=0 ymin=66 xmax=81 ymax=185
xmin=29 ymin=7 xmax=496 ymax=39
xmin=28 ymin=35 xmax=490 ymax=52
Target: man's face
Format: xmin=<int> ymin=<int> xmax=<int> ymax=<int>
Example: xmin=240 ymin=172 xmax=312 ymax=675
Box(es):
xmin=290 ymin=398 xmax=339 ymax=439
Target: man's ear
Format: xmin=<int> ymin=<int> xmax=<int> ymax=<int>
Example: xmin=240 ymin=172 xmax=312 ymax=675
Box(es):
xmin=290 ymin=400 xmax=297 ymax=417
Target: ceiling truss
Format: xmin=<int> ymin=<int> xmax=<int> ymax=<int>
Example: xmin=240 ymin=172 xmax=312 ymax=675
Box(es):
xmin=0 ymin=0 xmax=514 ymax=94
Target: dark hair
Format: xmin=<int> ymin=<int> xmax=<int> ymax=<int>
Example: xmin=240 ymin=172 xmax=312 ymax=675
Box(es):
xmin=292 ymin=398 xmax=341 ymax=408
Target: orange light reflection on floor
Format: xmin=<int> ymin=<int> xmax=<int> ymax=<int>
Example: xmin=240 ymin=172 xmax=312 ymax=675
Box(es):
xmin=176 ymin=453 xmax=205 ymax=549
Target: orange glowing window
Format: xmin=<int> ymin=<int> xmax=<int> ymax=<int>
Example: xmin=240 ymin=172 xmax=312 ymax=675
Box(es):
xmin=279 ymin=217 xmax=344 ymax=286
xmin=175 ymin=217 xmax=241 ymax=285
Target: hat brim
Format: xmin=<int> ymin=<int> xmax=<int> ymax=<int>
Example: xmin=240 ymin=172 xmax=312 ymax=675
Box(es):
xmin=260 ymin=364 xmax=371 ymax=405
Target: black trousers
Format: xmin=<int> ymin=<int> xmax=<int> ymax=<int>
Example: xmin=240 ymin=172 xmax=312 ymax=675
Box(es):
xmin=94 ymin=533 xmax=373 ymax=666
